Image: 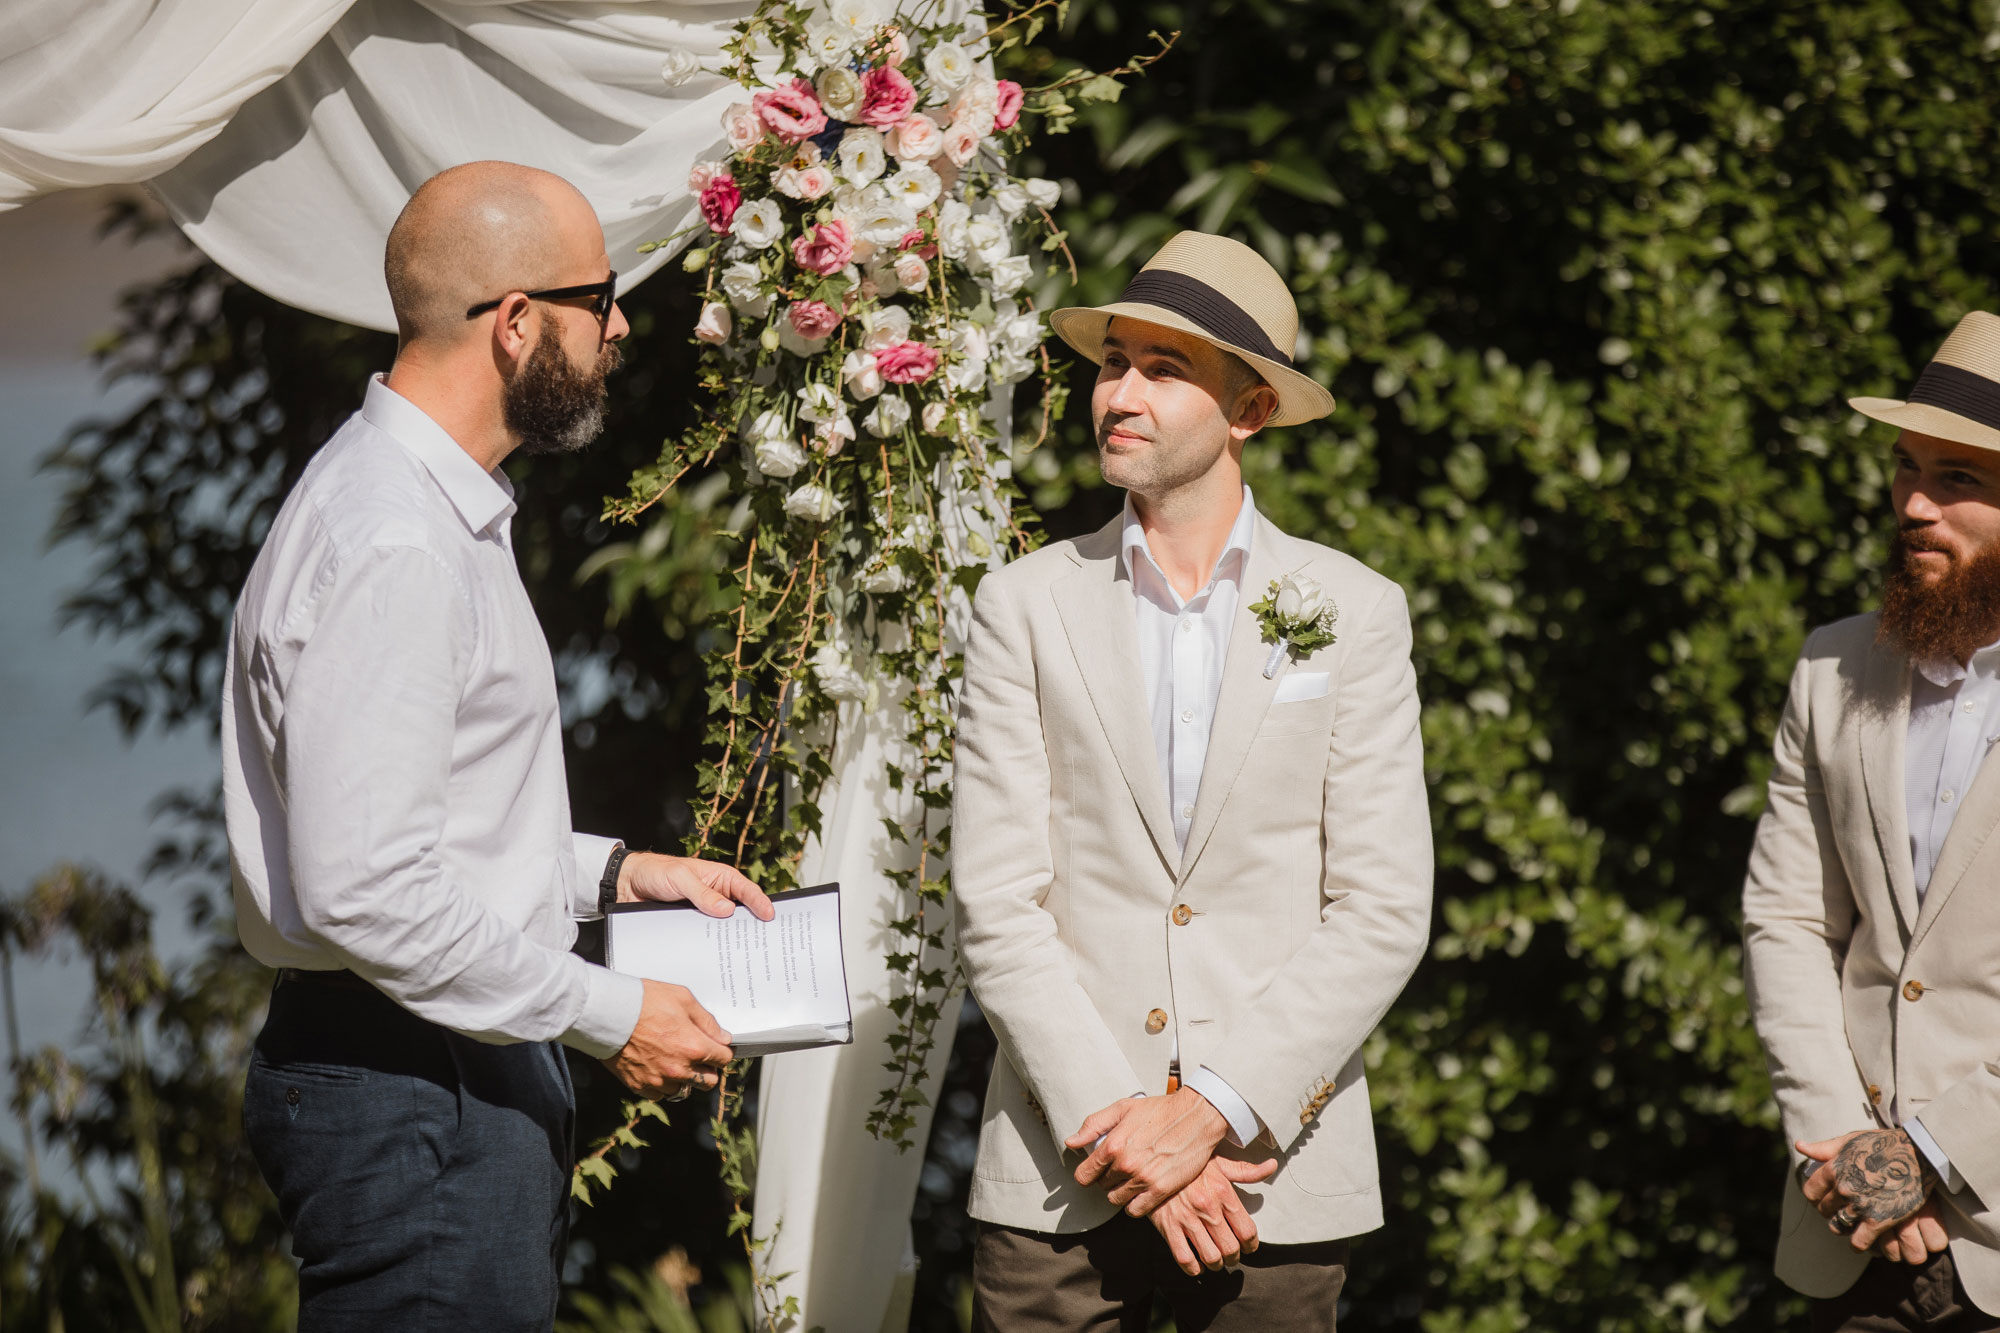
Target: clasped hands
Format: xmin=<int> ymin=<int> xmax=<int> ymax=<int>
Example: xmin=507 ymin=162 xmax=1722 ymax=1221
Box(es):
xmin=1065 ymin=1089 xmax=1277 ymax=1277
xmin=602 ymin=854 xmax=773 ymax=1101
xmin=1798 ymin=1128 xmax=1946 ymax=1265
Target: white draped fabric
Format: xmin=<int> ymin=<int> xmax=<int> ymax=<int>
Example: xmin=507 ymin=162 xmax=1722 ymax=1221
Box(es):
xmin=1 ymin=5 xmax=969 ymax=1329
xmin=2 ymin=0 xmax=752 ymax=330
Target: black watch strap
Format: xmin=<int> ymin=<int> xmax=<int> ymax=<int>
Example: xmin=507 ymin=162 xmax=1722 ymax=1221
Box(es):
xmin=598 ymin=843 xmax=630 ymax=915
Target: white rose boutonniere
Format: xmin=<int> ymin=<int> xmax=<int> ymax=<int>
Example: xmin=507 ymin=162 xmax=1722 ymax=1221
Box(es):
xmin=1249 ymin=571 xmax=1338 ymax=678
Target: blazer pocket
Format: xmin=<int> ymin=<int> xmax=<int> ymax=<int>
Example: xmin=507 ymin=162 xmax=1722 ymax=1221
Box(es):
xmin=1273 ymin=672 xmax=1329 ymax=704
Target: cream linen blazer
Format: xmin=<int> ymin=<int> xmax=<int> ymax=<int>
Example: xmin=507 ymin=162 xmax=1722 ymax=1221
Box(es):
xmin=1744 ymin=612 xmax=2000 ymax=1312
xmin=952 ymin=510 xmax=1433 ymax=1243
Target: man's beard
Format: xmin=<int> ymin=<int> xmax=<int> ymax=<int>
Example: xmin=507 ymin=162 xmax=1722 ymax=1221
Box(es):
xmin=504 ymin=326 xmax=620 ymax=456
xmin=1878 ymin=528 xmax=2000 ymax=665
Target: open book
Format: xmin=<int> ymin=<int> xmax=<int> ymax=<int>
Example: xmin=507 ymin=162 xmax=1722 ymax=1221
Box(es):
xmin=604 ymin=882 xmax=853 ymax=1058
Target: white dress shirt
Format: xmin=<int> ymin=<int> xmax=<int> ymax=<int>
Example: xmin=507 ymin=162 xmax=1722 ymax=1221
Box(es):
xmin=1899 ymin=641 xmax=2000 ymax=1190
xmin=1118 ymin=487 xmax=1263 ymax=1145
xmin=222 ymin=377 xmax=644 ymax=1057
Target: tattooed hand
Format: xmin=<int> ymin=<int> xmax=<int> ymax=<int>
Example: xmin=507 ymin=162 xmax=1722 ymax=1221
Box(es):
xmin=1798 ymin=1129 xmax=1935 ymax=1252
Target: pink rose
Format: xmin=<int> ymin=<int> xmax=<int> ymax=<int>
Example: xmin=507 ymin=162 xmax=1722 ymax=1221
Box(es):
xmin=875 ymin=340 xmax=940 ymax=384
xmin=898 ymin=228 xmax=925 ymax=251
xmin=888 ymin=113 xmax=942 ymax=161
xmin=788 ymin=300 xmax=843 ymax=340
xmin=723 ymin=102 xmax=764 ymax=152
xmin=791 ymin=218 xmax=855 ymax=275
xmin=860 ymin=66 xmax=917 ymax=131
xmin=699 ymin=174 xmax=741 ymax=234
xmin=993 ymin=80 xmax=1024 ymax=131
xmin=939 ymin=122 xmax=981 ymax=168
xmin=687 ymin=159 xmax=725 ymax=195
xmin=892 ymin=252 xmax=929 ymax=291
xmin=775 ymin=164 xmax=836 ymax=200
xmin=694 ymin=301 xmax=732 ymax=345
xmin=754 ymin=77 xmax=828 ymax=144
xmin=884 ymin=29 xmax=909 ymax=66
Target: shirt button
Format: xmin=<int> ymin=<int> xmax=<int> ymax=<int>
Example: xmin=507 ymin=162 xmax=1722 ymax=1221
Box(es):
xmin=1966 ymin=701 xmax=1980 ymax=713
xmin=1179 ymin=620 xmax=1193 ymax=634
xmin=1943 ymin=790 xmax=1955 ymax=804
xmin=1180 ymin=804 xmax=1195 ymax=819
xmin=1180 ymin=708 xmax=1195 ymax=723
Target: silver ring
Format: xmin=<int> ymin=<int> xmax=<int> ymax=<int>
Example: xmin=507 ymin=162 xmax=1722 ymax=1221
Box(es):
xmin=1832 ymin=1208 xmax=1860 ymax=1235
xmin=1796 ymin=1159 xmax=1818 ymax=1190
xmin=664 ymin=1086 xmax=692 ymax=1103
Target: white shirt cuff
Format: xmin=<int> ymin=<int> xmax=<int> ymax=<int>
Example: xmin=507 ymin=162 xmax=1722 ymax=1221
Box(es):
xmin=560 ymin=959 xmax=645 ymax=1059
xmin=1907 ymin=1117 xmax=1965 ymax=1194
xmin=1182 ymin=1065 xmax=1263 ymax=1148
xmin=572 ymin=832 xmax=623 ymax=919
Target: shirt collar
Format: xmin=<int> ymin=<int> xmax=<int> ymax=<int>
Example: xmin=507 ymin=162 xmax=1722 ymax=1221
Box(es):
xmin=362 ymin=375 xmax=516 ymax=537
xmin=1914 ymin=634 xmax=2000 ymax=689
xmin=1119 ymin=484 xmax=1257 ymax=588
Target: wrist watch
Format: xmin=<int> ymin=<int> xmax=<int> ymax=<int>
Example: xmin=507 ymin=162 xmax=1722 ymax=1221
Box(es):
xmin=598 ymin=842 xmax=630 ymax=915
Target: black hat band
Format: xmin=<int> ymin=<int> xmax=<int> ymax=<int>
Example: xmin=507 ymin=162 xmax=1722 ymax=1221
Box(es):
xmin=1907 ymin=361 xmax=2000 ymax=432
xmin=1116 ymin=270 xmax=1292 ymax=368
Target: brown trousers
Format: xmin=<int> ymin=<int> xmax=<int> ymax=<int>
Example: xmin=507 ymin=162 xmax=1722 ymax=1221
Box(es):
xmin=972 ymin=1217 xmax=1348 ymax=1332
xmin=1813 ymin=1251 xmax=2000 ymax=1333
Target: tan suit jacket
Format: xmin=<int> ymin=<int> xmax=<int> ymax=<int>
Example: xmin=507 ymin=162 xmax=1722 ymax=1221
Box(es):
xmin=951 ymin=510 xmax=1433 ymax=1243
xmin=1744 ymin=612 xmax=2000 ymax=1311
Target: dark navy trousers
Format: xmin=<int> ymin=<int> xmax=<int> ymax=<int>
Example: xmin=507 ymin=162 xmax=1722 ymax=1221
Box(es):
xmin=243 ymin=975 xmax=575 ymax=1331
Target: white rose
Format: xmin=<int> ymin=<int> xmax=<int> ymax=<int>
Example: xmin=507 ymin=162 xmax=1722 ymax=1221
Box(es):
xmin=984 ymin=254 xmax=1032 ymax=296
xmin=947 ymin=76 xmax=999 ymax=125
xmin=720 ymin=261 xmax=772 ymax=317
xmin=785 ymin=483 xmax=842 ymax=523
xmin=935 ymin=199 xmax=973 ymax=259
xmin=842 ymin=348 xmax=884 ymax=399
xmin=694 ymin=301 xmax=732 ymax=344
xmin=990 ymin=180 xmax=1031 ymax=218
xmin=731 ymin=198 xmax=785 ymax=250
xmin=887 ymin=164 xmax=942 ymax=211
xmin=946 ymin=356 xmax=989 ymax=394
xmin=754 ymin=436 xmax=808 ymax=478
xmin=1272 ymin=575 xmax=1325 ymax=626
xmin=864 ymin=394 xmax=912 ymax=438
xmin=965 ymin=214 xmax=1011 ymax=267
xmin=862 ymin=304 xmax=912 ymax=350
xmin=809 ymin=642 xmax=872 ymax=701
xmin=888 ymin=113 xmax=943 ymax=161
xmin=742 ymin=408 xmax=789 ymax=443
xmin=997 ymin=310 xmax=1043 ymax=357
xmin=723 ymin=102 xmax=763 ymax=153
xmin=921 ymin=400 xmax=948 ymax=434
xmin=804 ymin=20 xmax=857 ymax=71
xmin=661 ymin=50 xmax=703 ymax=87
xmin=838 ymin=129 xmax=887 ymax=186
xmin=797 ymin=380 xmax=842 ymax=423
xmin=948 ymin=321 xmax=990 ymax=363
xmin=815 ymin=412 xmax=856 ymax=455
xmin=855 ymin=192 xmax=918 ymax=247
xmin=922 ymin=40 xmax=973 ymax=92
xmin=827 ymin=0 xmax=887 ymax=42
xmin=1023 ymin=177 xmax=1062 ymax=210
xmin=859 ymin=561 xmax=909 ymax=593
xmin=815 ymin=63 xmax=862 ymax=119
xmin=989 ymin=349 xmax=1036 ymax=386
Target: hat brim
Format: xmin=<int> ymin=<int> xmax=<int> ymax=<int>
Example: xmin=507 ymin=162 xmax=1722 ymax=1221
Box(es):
xmin=1048 ymin=303 xmax=1336 ymax=428
xmin=1848 ymin=396 xmax=2000 ymax=453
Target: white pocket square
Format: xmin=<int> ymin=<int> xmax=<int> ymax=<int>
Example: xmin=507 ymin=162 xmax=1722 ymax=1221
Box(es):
xmin=1273 ymin=671 xmax=1329 ymax=703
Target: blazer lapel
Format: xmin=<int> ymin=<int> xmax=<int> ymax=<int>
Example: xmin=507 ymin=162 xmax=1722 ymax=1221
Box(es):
xmin=1857 ymin=640 xmax=1921 ymax=939
xmin=1050 ymin=522 xmax=1179 ymax=868
xmin=1911 ymin=727 xmax=2000 ymax=949
xmin=1177 ymin=514 xmax=1288 ymax=880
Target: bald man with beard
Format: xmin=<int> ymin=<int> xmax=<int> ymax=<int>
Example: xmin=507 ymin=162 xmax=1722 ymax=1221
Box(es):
xmin=222 ymin=162 xmax=772 ymax=1330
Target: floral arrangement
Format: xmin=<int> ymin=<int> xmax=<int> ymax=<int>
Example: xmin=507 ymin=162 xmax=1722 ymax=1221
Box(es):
xmin=1252 ymin=572 xmax=1339 ymax=676
xmin=584 ymin=3 xmax=1170 ymax=1317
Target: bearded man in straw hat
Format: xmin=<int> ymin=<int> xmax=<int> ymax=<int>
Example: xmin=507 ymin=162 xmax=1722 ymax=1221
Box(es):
xmin=1744 ymin=310 xmax=2000 ymax=1332
xmin=951 ymin=230 xmax=1433 ymax=1329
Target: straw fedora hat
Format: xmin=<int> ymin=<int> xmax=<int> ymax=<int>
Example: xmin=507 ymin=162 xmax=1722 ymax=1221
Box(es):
xmin=1851 ymin=311 xmax=2000 ymax=452
xmin=1048 ymin=231 xmax=1335 ymax=428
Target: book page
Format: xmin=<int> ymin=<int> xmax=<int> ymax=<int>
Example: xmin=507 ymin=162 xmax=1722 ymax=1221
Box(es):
xmin=605 ymin=883 xmax=851 ymax=1054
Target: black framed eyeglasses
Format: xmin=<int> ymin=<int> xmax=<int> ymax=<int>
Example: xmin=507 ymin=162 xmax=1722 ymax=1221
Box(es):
xmin=465 ymin=271 xmax=617 ymax=323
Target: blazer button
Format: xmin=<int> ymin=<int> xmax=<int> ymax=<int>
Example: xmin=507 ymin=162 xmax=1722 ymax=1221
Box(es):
xmin=1172 ymin=905 xmax=1194 ymax=926
xmin=1868 ymin=1084 xmax=1882 ymax=1104
xmin=1904 ymin=980 xmax=1926 ymax=1002
xmin=286 ymin=1086 xmax=301 ymax=1107
xmin=1145 ymin=1008 xmax=1168 ymax=1035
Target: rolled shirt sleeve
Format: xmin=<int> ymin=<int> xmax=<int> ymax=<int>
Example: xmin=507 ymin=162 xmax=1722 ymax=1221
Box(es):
xmin=283 ymin=545 xmax=641 ymax=1056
